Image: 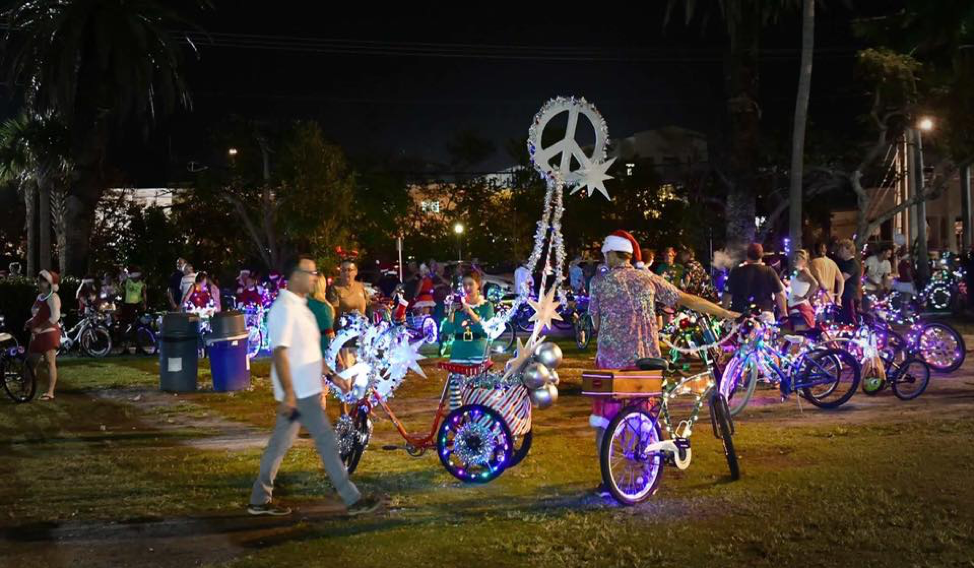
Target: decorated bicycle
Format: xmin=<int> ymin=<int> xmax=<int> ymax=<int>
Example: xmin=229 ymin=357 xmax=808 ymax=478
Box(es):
xmin=582 ymin=318 xmax=739 ymax=505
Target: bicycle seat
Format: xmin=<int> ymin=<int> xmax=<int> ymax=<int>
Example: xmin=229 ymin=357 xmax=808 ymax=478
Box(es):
xmin=635 ymin=358 xmax=670 ymax=372
xmin=438 ymin=361 xmax=494 ymax=376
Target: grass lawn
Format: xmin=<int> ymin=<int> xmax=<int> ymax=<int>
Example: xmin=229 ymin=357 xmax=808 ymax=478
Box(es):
xmin=2 ymin=339 xmax=974 ymax=567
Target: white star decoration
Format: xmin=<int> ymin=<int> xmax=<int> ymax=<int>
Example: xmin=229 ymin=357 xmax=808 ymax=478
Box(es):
xmin=571 ymin=156 xmax=615 ymax=200
xmin=387 ymin=338 xmax=427 ymax=379
xmin=502 ymin=336 xmax=543 ymax=381
xmin=338 ymin=362 xmax=372 ymax=387
xmin=529 ymin=286 xmax=563 ymax=333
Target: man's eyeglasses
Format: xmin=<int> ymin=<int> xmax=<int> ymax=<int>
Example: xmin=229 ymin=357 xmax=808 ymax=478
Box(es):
xmin=296 ymin=269 xmax=319 ymax=276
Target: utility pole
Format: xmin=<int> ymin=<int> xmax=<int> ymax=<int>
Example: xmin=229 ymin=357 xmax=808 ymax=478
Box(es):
xmin=911 ymin=127 xmax=930 ymax=282
xmin=962 ymin=165 xmax=972 ymax=252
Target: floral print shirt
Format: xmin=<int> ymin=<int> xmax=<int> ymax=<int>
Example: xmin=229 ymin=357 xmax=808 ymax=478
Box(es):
xmin=589 ymin=264 xmax=681 ymax=369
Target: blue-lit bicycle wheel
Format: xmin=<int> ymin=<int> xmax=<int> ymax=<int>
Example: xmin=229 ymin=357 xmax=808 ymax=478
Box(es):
xmin=437 ymin=404 xmax=513 ymax=483
xmin=600 ymin=407 xmax=664 ymax=505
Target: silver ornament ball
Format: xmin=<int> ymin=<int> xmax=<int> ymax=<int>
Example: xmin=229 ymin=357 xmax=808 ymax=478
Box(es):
xmin=533 ymin=342 xmax=563 ymax=369
xmin=521 ymin=362 xmax=551 ymax=390
xmin=530 ymin=383 xmax=559 ymax=409
xmin=548 ymin=370 xmax=560 ymax=386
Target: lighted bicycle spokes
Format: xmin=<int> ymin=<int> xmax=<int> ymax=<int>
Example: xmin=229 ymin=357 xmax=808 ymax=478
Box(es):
xmin=607 ymin=412 xmax=662 ymax=502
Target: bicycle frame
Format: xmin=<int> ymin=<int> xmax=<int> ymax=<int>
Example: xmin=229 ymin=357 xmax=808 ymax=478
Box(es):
xmin=349 ymin=375 xmax=455 ymax=454
xmin=731 ymin=320 xmax=843 ymax=398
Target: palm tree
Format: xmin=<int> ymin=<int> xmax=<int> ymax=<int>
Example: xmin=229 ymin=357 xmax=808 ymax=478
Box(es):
xmin=1 ymin=0 xmax=206 ymax=275
xmin=0 ymin=112 xmax=71 ymax=274
xmin=789 ymin=0 xmax=815 ymax=259
xmin=666 ymin=0 xmax=803 ymax=257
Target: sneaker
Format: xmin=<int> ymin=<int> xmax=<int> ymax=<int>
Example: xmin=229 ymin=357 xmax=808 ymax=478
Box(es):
xmin=346 ymin=495 xmax=383 ymax=516
xmin=594 ymin=484 xmax=612 ymax=498
xmin=247 ymin=502 xmax=292 ymax=516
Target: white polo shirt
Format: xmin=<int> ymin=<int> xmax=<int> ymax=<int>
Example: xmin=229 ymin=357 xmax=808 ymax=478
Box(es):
xmin=267 ymin=289 xmax=323 ymax=402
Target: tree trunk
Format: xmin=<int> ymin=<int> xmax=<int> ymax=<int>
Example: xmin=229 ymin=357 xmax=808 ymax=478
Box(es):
xmin=37 ymin=179 xmax=52 ymax=271
xmin=52 ymin=187 xmax=68 ymax=275
xmin=65 ymin=191 xmax=98 ymax=276
xmin=23 ymin=183 xmax=37 ymax=277
xmin=721 ymin=1 xmax=762 ymax=255
xmin=788 ymin=0 xmax=815 ymax=260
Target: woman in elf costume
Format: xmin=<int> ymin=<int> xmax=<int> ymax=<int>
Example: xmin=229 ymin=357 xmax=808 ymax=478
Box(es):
xmin=439 ymin=269 xmax=494 ymax=409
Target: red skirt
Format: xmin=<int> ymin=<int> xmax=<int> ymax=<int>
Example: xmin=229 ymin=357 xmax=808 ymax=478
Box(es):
xmin=29 ymin=329 xmax=61 ymax=354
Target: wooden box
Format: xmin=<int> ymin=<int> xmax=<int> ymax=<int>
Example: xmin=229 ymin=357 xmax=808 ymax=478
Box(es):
xmin=581 ymin=370 xmax=663 ymax=399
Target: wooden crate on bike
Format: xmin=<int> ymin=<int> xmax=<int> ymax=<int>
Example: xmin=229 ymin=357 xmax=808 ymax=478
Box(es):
xmin=460 ymin=384 xmax=532 ymax=437
xmin=581 ymin=370 xmax=663 ymax=399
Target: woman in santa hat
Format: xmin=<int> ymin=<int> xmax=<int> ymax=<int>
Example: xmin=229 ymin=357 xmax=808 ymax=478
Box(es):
xmin=26 ymin=270 xmax=62 ymax=401
xmin=588 ymin=230 xmax=738 ymax=493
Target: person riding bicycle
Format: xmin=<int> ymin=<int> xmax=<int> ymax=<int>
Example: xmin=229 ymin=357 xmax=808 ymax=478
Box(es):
xmin=440 ymin=269 xmax=494 ymax=410
xmin=589 ymin=231 xmax=737 ymax=484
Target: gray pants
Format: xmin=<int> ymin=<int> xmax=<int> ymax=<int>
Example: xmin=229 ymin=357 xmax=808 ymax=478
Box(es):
xmin=250 ymin=393 xmax=361 ymax=507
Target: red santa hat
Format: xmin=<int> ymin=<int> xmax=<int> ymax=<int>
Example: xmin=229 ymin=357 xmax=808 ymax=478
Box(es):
xmin=601 ymin=230 xmax=643 ymax=266
xmin=39 ymin=269 xmax=60 ymax=292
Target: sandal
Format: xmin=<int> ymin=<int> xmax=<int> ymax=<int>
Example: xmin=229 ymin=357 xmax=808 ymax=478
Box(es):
xmin=39 ymin=393 xmax=55 ymax=401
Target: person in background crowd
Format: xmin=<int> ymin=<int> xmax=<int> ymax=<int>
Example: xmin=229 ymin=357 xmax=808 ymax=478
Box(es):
xmin=863 ymin=244 xmax=893 ymax=296
xmin=411 ymin=264 xmax=436 ymax=315
xmin=76 ymin=276 xmax=98 ymax=313
xmin=786 ymin=250 xmax=819 ymax=330
xmin=327 ymin=259 xmax=371 ymax=321
xmin=431 ymin=263 xmax=452 ymax=324
xmin=8 ymin=262 xmax=22 ymax=278
xmin=207 ymin=273 xmax=222 ymax=313
xmin=834 ymin=239 xmax=862 ymax=325
xmin=377 ymin=268 xmax=402 ymax=299
xmin=120 ymin=267 xmax=148 ymax=327
xmin=183 ymin=271 xmax=214 ymax=311
xmin=654 ymin=246 xmax=684 ymax=286
xmin=639 ymin=248 xmax=655 ymax=271
xmin=401 ymin=261 xmax=420 ymax=304
xmin=678 ymin=248 xmax=714 ymax=299
xmin=27 ymin=270 xmax=61 ymax=401
xmin=247 ymin=254 xmax=380 ymax=518
xmin=308 ymin=270 xmax=336 ymax=356
xmin=99 ymin=271 xmax=118 ymax=308
xmin=179 ymin=263 xmax=197 ymax=306
xmin=569 ymin=257 xmax=585 ymax=294
xmin=167 ymin=258 xmax=186 ymax=311
xmin=722 ymin=243 xmax=788 ymax=320
xmin=809 ymin=242 xmax=844 ymax=305
xmin=893 ymin=246 xmax=917 ymax=296
xmin=236 ymin=271 xmax=264 ymax=307
xmin=514 ymin=262 xmax=534 ymax=297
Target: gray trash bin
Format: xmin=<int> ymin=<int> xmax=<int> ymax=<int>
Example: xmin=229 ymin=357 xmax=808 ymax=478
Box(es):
xmin=159 ymin=313 xmax=201 ymax=392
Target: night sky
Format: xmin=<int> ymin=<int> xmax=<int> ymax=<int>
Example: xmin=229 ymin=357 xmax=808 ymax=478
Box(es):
xmin=14 ymin=3 xmax=881 ymax=186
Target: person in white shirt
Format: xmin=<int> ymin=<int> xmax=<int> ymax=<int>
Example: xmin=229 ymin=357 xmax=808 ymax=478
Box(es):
xmin=863 ymin=245 xmax=893 ymax=294
xmin=514 ymin=264 xmax=534 ymax=297
xmin=248 ymin=255 xmax=380 ymax=517
xmin=179 ymin=263 xmax=197 ymax=310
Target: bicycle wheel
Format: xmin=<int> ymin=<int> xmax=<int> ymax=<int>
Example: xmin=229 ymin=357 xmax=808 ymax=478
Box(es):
xmin=2 ymin=351 xmax=37 ymax=403
xmin=799 ymin=348 xmax=861 ymax=409
xmin=247 ymin=327 xmax=263 ymax=359
xmin=891 ymin=358 xmax=931 ymax=401
xmin=437 ymin=404 xmax=513 ymax=483
xmin=81 ymin=326 xmax=112 ymax=358
xmin=489 ymin=322 xmax=516 ymax=355
xmin=508 ymin=428 xmax=533 ymax=467
xmin=600 ymin=407 xmax=664 ymax=506
xmin=925 ymin=285 xmax=952 ymax=312
xmin=709 ymin=393 xmax=740 ymax=480
xmin=917 ymin=323 xmax=966 ymax=373
xmin=575 ymin=314 xmax=593 ymax=351
xmin=719 ymin=355 xmax=757 ymax=417
xmin=136 ymin=327 xmax=157 ymax=356
xmin=336 ymin=408 xmax=373 ymax=474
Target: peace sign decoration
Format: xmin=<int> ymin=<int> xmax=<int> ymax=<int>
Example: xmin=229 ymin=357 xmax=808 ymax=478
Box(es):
xmin=527 ymin=96 xmax=616 ymax=200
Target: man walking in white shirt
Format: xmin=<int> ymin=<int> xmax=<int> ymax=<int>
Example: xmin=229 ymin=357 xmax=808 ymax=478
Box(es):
xmin=248 ymin=254 xmax=380 ymax=517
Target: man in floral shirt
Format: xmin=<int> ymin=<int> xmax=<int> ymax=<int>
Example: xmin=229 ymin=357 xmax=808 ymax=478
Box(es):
xmin=588 ymin=231 xmax=737 ymax=486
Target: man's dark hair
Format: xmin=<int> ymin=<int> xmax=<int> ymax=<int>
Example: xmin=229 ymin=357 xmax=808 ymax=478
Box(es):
xmin=746 ymin=243 xmax=764 ymax=261
xmin=284 ymin=254 xmax=315 ymax=279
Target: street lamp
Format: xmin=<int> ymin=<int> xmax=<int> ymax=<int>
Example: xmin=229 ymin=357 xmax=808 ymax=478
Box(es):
xmin=228 ymin=147 xmax=239 ymax=157
xmin=454 ymin=223 xmax=464 ymax=262
xmin=918 ymin=117 xmax=934 ymax=132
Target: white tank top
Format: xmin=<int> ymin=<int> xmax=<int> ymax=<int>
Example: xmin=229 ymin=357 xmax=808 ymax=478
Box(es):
xmin=788 ymin=277 xmax=811 ymax=307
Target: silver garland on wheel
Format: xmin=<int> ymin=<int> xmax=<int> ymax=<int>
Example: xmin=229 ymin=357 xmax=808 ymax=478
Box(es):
xmin=451 ymin=421 xmax=498 ymax=466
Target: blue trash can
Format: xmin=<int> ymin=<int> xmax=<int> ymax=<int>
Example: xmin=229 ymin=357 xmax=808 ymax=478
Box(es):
xmin=207 ymin=311 xmax=251 ymax=392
